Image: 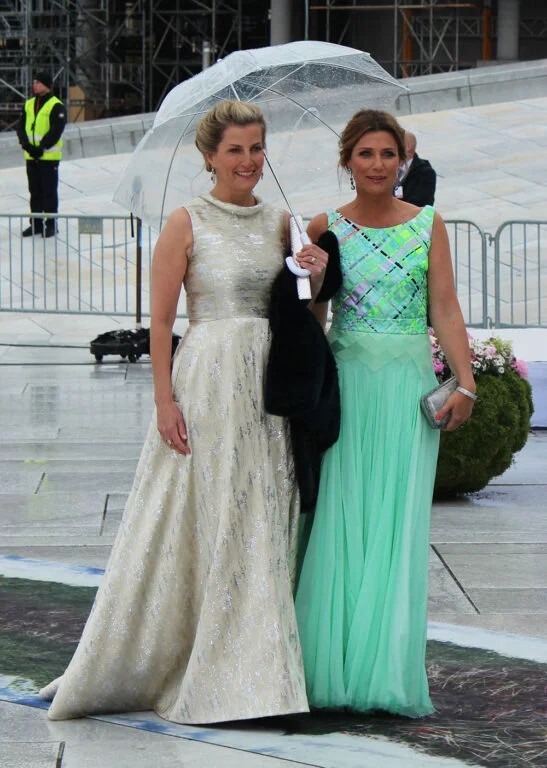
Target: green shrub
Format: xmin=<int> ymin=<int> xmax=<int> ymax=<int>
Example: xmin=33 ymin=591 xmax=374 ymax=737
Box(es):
xmin=434 ymin=370 xmax=534 ymax=498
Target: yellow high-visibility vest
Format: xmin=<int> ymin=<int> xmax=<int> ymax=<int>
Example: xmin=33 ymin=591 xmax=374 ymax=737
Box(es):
xmin=24 ymin=96 xmax=63 ymax=161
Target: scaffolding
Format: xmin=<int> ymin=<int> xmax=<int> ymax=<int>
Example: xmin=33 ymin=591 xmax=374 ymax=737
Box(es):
xmin=0 ymin=0 xmax=147 ymax=130
xmin=0 ymin=0 xmax=266 ymax=131
xmin=1 ymin=1 xmax=546 ymax=131
xmin=146 ymin=0 xmax=248 ymax=111
xmin=307 ymin=1 xmax=547 ymax=78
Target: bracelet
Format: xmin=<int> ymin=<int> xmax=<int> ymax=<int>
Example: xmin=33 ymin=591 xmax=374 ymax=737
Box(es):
xmin=456 ymin=386 xmax=477 ymax=401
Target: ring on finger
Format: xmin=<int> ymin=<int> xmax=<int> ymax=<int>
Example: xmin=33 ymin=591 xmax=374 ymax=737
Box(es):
xmin=311 ymin=255 xmax=316 ymax=264
xmin=167 ymin=439 xmax=173 ymax=446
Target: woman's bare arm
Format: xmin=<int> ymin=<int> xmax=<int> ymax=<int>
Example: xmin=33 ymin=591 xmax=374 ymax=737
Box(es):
xmin=150 ymin=207 xmax=192 ymax=454
xmin=428 ymin=213 xmax=476 ymax=430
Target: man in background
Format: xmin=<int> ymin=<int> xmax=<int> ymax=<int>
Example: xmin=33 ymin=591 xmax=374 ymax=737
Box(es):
xmin=16 ymin=72 xmax=66 ymax=238
xmin=394 ymin=131 xmax=436 ymax=207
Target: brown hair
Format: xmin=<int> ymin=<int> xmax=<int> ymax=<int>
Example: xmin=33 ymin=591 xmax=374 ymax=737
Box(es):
xmin=339 ymin=109 xmax=406 ymax=167
xmin=195 ymin=100 xmax=266 ymax=171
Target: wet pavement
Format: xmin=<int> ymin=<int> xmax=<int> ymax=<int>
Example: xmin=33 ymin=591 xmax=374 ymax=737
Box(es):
xmin=1 ymin=91 xmax=547 ymax=767
xmin=0 ymin=330 xmax=545 ymax=767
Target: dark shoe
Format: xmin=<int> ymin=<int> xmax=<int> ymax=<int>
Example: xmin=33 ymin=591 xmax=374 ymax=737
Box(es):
xmin=44 ymin=225 xmax=57 ymax=238
xmin=22 ymin=225 xmax=42 ymax=237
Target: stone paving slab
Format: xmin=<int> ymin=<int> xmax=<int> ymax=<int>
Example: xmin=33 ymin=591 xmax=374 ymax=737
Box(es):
xmin=427 ymin=551 xmax=477 ymax=616
xmin=0 ymin=442 xmax=142 ymax=460
xmin=438 ymin=542 xmax=547 ymax=554
xmin=453 ymin=484 xmax=547 ymax=507
xmin=465 ymin=587 xmax=547 ymax=614
xmin=0 ymin=459 xmax=138 ymax=475
xmin=0 ymin=347 xmax=92 ymax=365
xmin=0 ymin=704 xmax=311 ymax=768
xmin=37 ymin=472 xmax=137 ymax=495
xmin=441 ymin=553 xmax=547 ymax=589
xmin=0 ymin=743 xmax=61 ymax=768
xmin=0 ymin=468 xmax=44 ymax=494
xmin=430 ymin=506 xmax=547 ymax=543
xmin=0 ymin=536 xmax=116 ymax=550
xmin=0 ymin=545 xmax=113 ymax=569
xmin=1 ymin=492 xmax=105 ymax=532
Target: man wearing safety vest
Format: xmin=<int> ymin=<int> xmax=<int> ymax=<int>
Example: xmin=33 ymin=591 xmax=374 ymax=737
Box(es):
xmin=16 ymin=72 xmax=67 ymax=238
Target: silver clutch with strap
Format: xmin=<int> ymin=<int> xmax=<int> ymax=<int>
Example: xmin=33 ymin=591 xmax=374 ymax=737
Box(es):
xmin=420 ymin=376 xmax=457 ymax=429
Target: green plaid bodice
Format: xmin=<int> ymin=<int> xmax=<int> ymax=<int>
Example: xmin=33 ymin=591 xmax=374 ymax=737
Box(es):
xmin=328 ymin=206 xmax=435 ymax=335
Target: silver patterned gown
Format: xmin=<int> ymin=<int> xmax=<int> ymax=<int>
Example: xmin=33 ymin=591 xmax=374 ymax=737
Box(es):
xmin=44 ymin=193 xmax=308 ymax=724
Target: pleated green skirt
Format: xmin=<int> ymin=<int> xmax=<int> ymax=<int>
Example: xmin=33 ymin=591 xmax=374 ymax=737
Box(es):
xmin=295 ymin=329 xmax=440 ymax=717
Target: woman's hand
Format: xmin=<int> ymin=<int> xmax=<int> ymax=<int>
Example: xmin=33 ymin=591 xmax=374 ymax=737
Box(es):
xmin=157 ymin=400 xmax=190 ymax=455
xmin=436 ymin=390 xmax=475 ymax=431
xmin=295 ymin=243 xmax=328 ymax=277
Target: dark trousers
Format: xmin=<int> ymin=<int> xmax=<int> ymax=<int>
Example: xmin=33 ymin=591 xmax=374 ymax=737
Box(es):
xmin=26 ymin=160 xmax=59 ymax=230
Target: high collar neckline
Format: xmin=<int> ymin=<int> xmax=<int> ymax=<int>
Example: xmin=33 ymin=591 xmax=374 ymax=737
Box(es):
xmin=200 ymin=192 xmax=264 ymax=217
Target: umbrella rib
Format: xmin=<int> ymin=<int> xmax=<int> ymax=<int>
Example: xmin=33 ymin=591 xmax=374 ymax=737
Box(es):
xmin=160 ymin=113 xmax=196 ymax=228
xmin=243 ymin=62 xmax=309 ymax=99
xmin=240 ymin=59 xmax=404 ymax=101
xmin=248 ymin=84 xmax=341 ymax=139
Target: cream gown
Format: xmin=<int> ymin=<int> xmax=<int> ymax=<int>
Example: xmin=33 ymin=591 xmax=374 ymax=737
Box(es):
xmin=43 ymin=193 xmax=308 ymax=724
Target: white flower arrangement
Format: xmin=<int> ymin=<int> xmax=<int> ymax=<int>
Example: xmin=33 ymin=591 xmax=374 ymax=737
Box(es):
xmin=429 ymin=331 xmax=528 ymax=384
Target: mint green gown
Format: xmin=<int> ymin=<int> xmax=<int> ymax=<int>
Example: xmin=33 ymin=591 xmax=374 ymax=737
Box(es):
xmin=295 ymin=206 xmax=440 ymax=717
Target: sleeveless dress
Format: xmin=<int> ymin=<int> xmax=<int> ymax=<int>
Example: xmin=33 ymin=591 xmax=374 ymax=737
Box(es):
xmin=295 ymin=206 xmax=440 ymax=717
xmin=43 ymin=193 xmax=308 ymax=724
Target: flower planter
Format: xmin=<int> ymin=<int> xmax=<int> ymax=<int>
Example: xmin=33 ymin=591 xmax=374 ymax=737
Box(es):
xmin=430 ymin=334 xmax=534 ymax=498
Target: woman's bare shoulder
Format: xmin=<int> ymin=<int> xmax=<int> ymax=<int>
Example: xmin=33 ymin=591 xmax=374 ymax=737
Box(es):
xmin=307 ymin=213 xmax=329 ymax=241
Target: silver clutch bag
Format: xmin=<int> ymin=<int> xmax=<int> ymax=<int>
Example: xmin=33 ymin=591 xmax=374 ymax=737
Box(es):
xmin=420 ymin=376 xmax=457 ymax=429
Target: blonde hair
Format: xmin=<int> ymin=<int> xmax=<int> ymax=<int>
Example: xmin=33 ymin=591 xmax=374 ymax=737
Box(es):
xmin=195 ymin=101 xmax=266 ymax=171
xmin=339 ymin=109 xmax=406 ymax=167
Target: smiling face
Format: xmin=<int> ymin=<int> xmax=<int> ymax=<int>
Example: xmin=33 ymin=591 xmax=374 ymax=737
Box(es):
xmin=206 ymin=123 xmax=265 ymax=202
xmin=347 ymin=130 xmax=401 ymax=195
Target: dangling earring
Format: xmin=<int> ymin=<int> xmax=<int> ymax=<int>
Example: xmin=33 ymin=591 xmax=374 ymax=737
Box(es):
xmin=210 ymin=168 xmax=216 ymax=183
xmin=347 ymin=168 xmax=355 ymax=191
xmin=260 ymin=171 xmax=264 ymax=180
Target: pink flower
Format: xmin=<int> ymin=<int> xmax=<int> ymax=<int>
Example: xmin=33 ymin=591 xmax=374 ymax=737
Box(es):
xmin=485 ymin=345 xmax=496 ymax=358
xmin=433 ymin=360 xmax=445 ymax=374
xmin=511 ymin=359 xmax=529 ymax=379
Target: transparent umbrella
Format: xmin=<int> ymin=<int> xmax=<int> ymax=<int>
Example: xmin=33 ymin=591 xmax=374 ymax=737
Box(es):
xmin=114 ymin=41 xmax=408 ymax=232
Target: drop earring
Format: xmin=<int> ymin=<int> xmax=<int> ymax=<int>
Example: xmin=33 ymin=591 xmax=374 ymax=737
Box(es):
xmin=347 ymin=168 xmax=355 ymax=191
xmin=210 ymin=168 xmax=216 ymax=183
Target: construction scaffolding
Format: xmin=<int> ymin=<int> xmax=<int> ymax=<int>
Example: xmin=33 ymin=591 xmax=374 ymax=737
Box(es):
xmin=307 ymin=1 xmax=547 ymax=78
xmin=1 ymin=1 xmax=546 ymax=131
xmin=0 ymin=0 xmax=269 ymax=131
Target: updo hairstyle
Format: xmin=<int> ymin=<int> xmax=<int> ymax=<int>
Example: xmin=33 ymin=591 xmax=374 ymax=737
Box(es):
xmin=339 ymin=109 xmax=406 ymax=168
xmin=195 ymin=101 xmax=267 ymax=172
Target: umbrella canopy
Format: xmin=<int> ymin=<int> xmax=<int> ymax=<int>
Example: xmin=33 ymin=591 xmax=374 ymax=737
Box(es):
xmin=114 ymin=41 xmax=407 ymax=230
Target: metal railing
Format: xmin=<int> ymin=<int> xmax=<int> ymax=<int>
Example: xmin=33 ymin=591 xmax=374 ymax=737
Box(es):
xmin=444 ymin=219 xmax=488 ymax=328
xmin=493 ymin=220 xmax=547 ymax=328
xmin=0 ymin=213 xmax=157 ymax=320
xmin=1 ymin=213 xmax=546 ymax=329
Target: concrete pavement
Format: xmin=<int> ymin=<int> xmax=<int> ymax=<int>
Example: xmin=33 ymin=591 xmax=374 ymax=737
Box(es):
xmin=0 ymin=320 xmax=545 ymax=767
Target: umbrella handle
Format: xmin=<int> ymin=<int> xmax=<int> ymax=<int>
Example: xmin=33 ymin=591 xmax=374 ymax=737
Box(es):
xmin=286 ymin=215 xmax=312 ymax=300
xmin=287 ymin=215 xmax=311 ymax=276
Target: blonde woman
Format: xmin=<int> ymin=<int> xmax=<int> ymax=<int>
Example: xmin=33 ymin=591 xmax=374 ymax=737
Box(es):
xmin=41 ymin=101 xmax=328 ymax=725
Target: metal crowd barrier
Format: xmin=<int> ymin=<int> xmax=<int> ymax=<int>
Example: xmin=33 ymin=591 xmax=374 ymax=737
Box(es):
xmin=444 ymin=219 xmax=488 ymax=328
xmin=1 ymin=213 xmax=546 ymax=328
xmin=493 ymin=220 xmax=547 ymax=328
xmin=0 ymin=213 xmax=156 ymax=321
